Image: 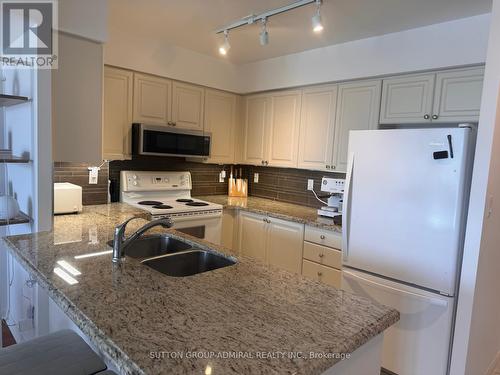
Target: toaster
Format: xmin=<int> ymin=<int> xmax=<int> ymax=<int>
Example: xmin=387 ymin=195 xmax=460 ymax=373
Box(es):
xmin=54 ymin=183 xmax=83 ymax=214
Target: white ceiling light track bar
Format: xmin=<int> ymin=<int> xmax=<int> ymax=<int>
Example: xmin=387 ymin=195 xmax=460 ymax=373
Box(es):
xmin=216 ymin=0 xmax=323 ymax=54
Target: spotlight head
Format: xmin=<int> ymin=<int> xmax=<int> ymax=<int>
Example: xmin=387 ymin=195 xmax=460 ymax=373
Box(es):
xmin=219 ymin=30 xmax=230 ymax=55
xmin=312 ymin=0 xmax=324 ymax=33
xmin=260 ymin=18 xmax=269 ymax=46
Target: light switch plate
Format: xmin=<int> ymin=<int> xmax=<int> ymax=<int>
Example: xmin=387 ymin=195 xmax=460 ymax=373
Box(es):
xmin=254 ymin=173 xmax=259 ymax=183
xmin=307 ymin=179 xmax=314 ymax=191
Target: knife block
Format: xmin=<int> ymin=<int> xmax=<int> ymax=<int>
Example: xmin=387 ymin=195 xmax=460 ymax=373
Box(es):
xmin=228 ymin=178 xmax=248 ymax=197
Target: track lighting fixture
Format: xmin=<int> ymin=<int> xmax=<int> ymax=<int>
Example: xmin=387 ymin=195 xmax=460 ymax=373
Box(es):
xmin=219 ymin=30 xmax=230 ymax=55
xmin=312 ymin=0 xmax=324 ymax=33
xmin=215 ymin=0 xmax=326 ymax=54
xmin=260 ymin=18 xmax=269 ymax=46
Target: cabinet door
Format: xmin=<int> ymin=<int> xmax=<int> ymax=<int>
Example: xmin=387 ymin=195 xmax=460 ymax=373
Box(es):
xmin=103 ymin=67 xmax=133 ymax=160
xmin=333 ymin=80 xmax=381 ymax=172
xmin=238 ymin=211 xmax=267 ymax=262
xmin=380 ymin=74 xmax=435 ymax=124
xmin=133 ymin=73 xmax=172 ymax=125
xmin=204 ymin=89 xmax=237 ymax=164
xmin=267 ymin=90 xmax=302 ymax=168
xmin=243 ymin=94 xmax=270 ymax=165
xmin=298 ymin=85 xmax=337 ymax=171
xmin=267 ymin=217 xmax=304 ymax=274
xmin=172 ymin=82 xmax=205 ymax=130
xmin=433 ymin=67 xmax=484 ymax=123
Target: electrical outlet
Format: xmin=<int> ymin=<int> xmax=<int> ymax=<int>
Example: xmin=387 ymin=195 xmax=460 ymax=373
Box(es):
xmin=254 ymin=173 xmax=259 ymax=183
xmin=307 ymin=179 xmax=314 ymax=191
xmin=88 ymin=167 xmax=100 ymax=185
xmin=219 ymin=172 xmax=225 ymax=183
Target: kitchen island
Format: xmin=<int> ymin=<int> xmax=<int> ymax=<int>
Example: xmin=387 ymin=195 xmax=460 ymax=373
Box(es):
xmin=1 ymin=203 xmax=398 ymax=375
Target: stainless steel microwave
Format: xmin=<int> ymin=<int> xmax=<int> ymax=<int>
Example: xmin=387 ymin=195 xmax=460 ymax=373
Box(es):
xmin=132 ymin=123 xmax=211 ymax=158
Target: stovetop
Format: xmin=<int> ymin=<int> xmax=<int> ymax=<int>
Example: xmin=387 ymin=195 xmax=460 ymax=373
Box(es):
xmin=124 ymin=196 xmax=222 ymax=216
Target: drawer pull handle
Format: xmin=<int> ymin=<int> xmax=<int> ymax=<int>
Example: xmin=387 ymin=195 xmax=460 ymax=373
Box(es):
xmin=317 ymin=272 xmax=323 ymax=277
xmin=320 ymin=235 xmax=326 ymax=240
xmin=319 ymin=253 xmax=324 ymax=258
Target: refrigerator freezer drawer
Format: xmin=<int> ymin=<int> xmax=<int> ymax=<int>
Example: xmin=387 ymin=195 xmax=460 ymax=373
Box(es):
xmin=342 ymin=268 xmax=454 ymax=375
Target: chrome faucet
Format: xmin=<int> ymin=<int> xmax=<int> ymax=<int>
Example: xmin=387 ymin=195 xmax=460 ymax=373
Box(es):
xmin=112 ymin=217 xmax=173 ymax=263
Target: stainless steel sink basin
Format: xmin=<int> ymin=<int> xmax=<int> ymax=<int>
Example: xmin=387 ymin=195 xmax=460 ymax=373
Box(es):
xmin=107 ymin=235 xmax=192 ymax=259
xmin=142 ymin=250 xmax=235 ymax=277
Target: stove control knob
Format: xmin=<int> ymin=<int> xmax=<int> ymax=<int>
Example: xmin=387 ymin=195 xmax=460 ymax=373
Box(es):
xmin=132 ymin=181 xmax=138 ymax=186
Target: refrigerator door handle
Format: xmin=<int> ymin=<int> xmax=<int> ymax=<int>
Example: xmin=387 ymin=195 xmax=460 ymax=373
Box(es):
xmin=343 ymin=270 xmax=449 ymax=308
xmin=342 ymin=152 xmax=355 ymax=262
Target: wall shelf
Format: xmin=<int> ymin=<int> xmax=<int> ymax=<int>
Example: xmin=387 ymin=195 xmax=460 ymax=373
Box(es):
xmin=0 ymin=94 xmax=30 ymax=107
xmin=0 ymin=211 xmax=31 ymax=226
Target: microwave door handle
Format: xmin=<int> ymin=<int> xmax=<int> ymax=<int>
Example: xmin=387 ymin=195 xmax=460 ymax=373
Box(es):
xmin=342 ymin=152 xmax=354 ymax=262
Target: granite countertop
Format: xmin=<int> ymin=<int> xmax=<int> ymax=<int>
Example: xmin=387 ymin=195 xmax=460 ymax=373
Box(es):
xmin=2 ymin=203 xmax=398 ymax=375
xmin=195 ymin=195 xmax=342 ymax=232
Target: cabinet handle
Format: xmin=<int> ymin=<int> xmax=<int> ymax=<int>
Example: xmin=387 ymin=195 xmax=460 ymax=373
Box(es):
xmin=317 ymin=272 xmax=323 ymax=277
xmin=265 ymin=161 xmax=269 ymax=166
xmin=320 ymin=235 xmax=326 ymax=240
xmin=261 ymin=160 xmax=265 ymax=165
xmin=424 ymin=114 xmax=430 ymax=120
xmin=319 ymin=253 xmax=324 ymax=258
xmin=331 ymin=165 xmax=336 ymax=170
xmin=326 ymin=165 xmax=331 ymax=169
xmin=432 ymin=115 xmax=439 ymax=120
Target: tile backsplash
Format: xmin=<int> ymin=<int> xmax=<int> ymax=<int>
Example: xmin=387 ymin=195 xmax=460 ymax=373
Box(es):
xmin=109 ymin=156 xmax=228 ymax=202
xmin=245 ymin=165 xmax=345 ymax=208
xmin=53 ymin=162 xmax=109 ymax=205
xmin=55 ymin=158 xmax=345 ymax=208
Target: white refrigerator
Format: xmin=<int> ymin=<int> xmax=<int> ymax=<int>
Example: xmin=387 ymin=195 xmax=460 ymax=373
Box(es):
xmin=341 ymin=127 xmax=474 ymax=375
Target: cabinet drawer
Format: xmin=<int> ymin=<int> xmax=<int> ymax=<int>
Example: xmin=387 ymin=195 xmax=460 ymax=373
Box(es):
xmin=302 ymin=260 xmax=342 ymax=288
xmin=305 ymin=226 xmax=341 ymax=249
xmin=303 ymin=242 xmax=342 ymax=269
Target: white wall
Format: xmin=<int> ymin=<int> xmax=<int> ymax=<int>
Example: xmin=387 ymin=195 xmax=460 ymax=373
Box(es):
xmin=450 ymin=2 xmax=500 ymax=375
xmin=58 ymin=0 xmax=108 ymax=42
xmin=238 ymin=14 xmax=491 ymax=93
xmin=104 ymin=32 xmax=241 ymax=93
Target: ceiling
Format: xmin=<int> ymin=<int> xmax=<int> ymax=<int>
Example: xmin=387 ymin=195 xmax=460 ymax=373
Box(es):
xmin=108 ymin=0 xmax=492 ymax=65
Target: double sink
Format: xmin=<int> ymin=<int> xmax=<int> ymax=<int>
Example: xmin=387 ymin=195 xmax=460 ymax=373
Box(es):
xmin=108 ymin=235 xmax=235 ymax=277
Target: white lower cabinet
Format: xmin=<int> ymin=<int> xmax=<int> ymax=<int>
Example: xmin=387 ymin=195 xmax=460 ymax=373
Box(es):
xmin=237 ymin=211 xmax=304 ymax=273
xmin=302 ymin=226 xmax=343 ymax=288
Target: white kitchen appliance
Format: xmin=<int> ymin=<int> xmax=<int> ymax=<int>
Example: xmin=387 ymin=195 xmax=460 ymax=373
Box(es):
xmin=120 ymin=171 xmax=222 ymax=245
xmin=341 ymin=127 xmax=474 ymax=375
xmin=53 ymin=183 xmax=83 ymax=214
xmin=316 ymin=178 xmax=345 ymax=218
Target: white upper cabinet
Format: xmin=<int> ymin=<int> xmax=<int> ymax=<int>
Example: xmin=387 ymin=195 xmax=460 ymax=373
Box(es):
xmin=298 ymin=85 xmax=338 ymax=171
xmin=333 ymin=80 xmax=382 ymax=172
xmin=380 ymin=74 xmax=435 ymax=124
xmin=103 ymin=67 xmax=133 ymax=160
xmin=267 ymin=90 xmax=302 ymax=168
xmin=133 ymin=73 xmax=172 ymax=125
xmin=204 ymin=89 xmax=237 ymax=164
xmin=243 ymin=94 xmax=270 ymax=166
xmin=432 ymin=67 xmax=484 ymax=123
xmin=172 ymin=82 xmax=205 ymax=130
xmin=380 ymin=67 xmax=484 ymax=124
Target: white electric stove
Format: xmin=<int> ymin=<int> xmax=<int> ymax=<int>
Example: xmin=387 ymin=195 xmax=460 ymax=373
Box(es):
xmin=120 ymin=171 xmax=223 ymax=244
